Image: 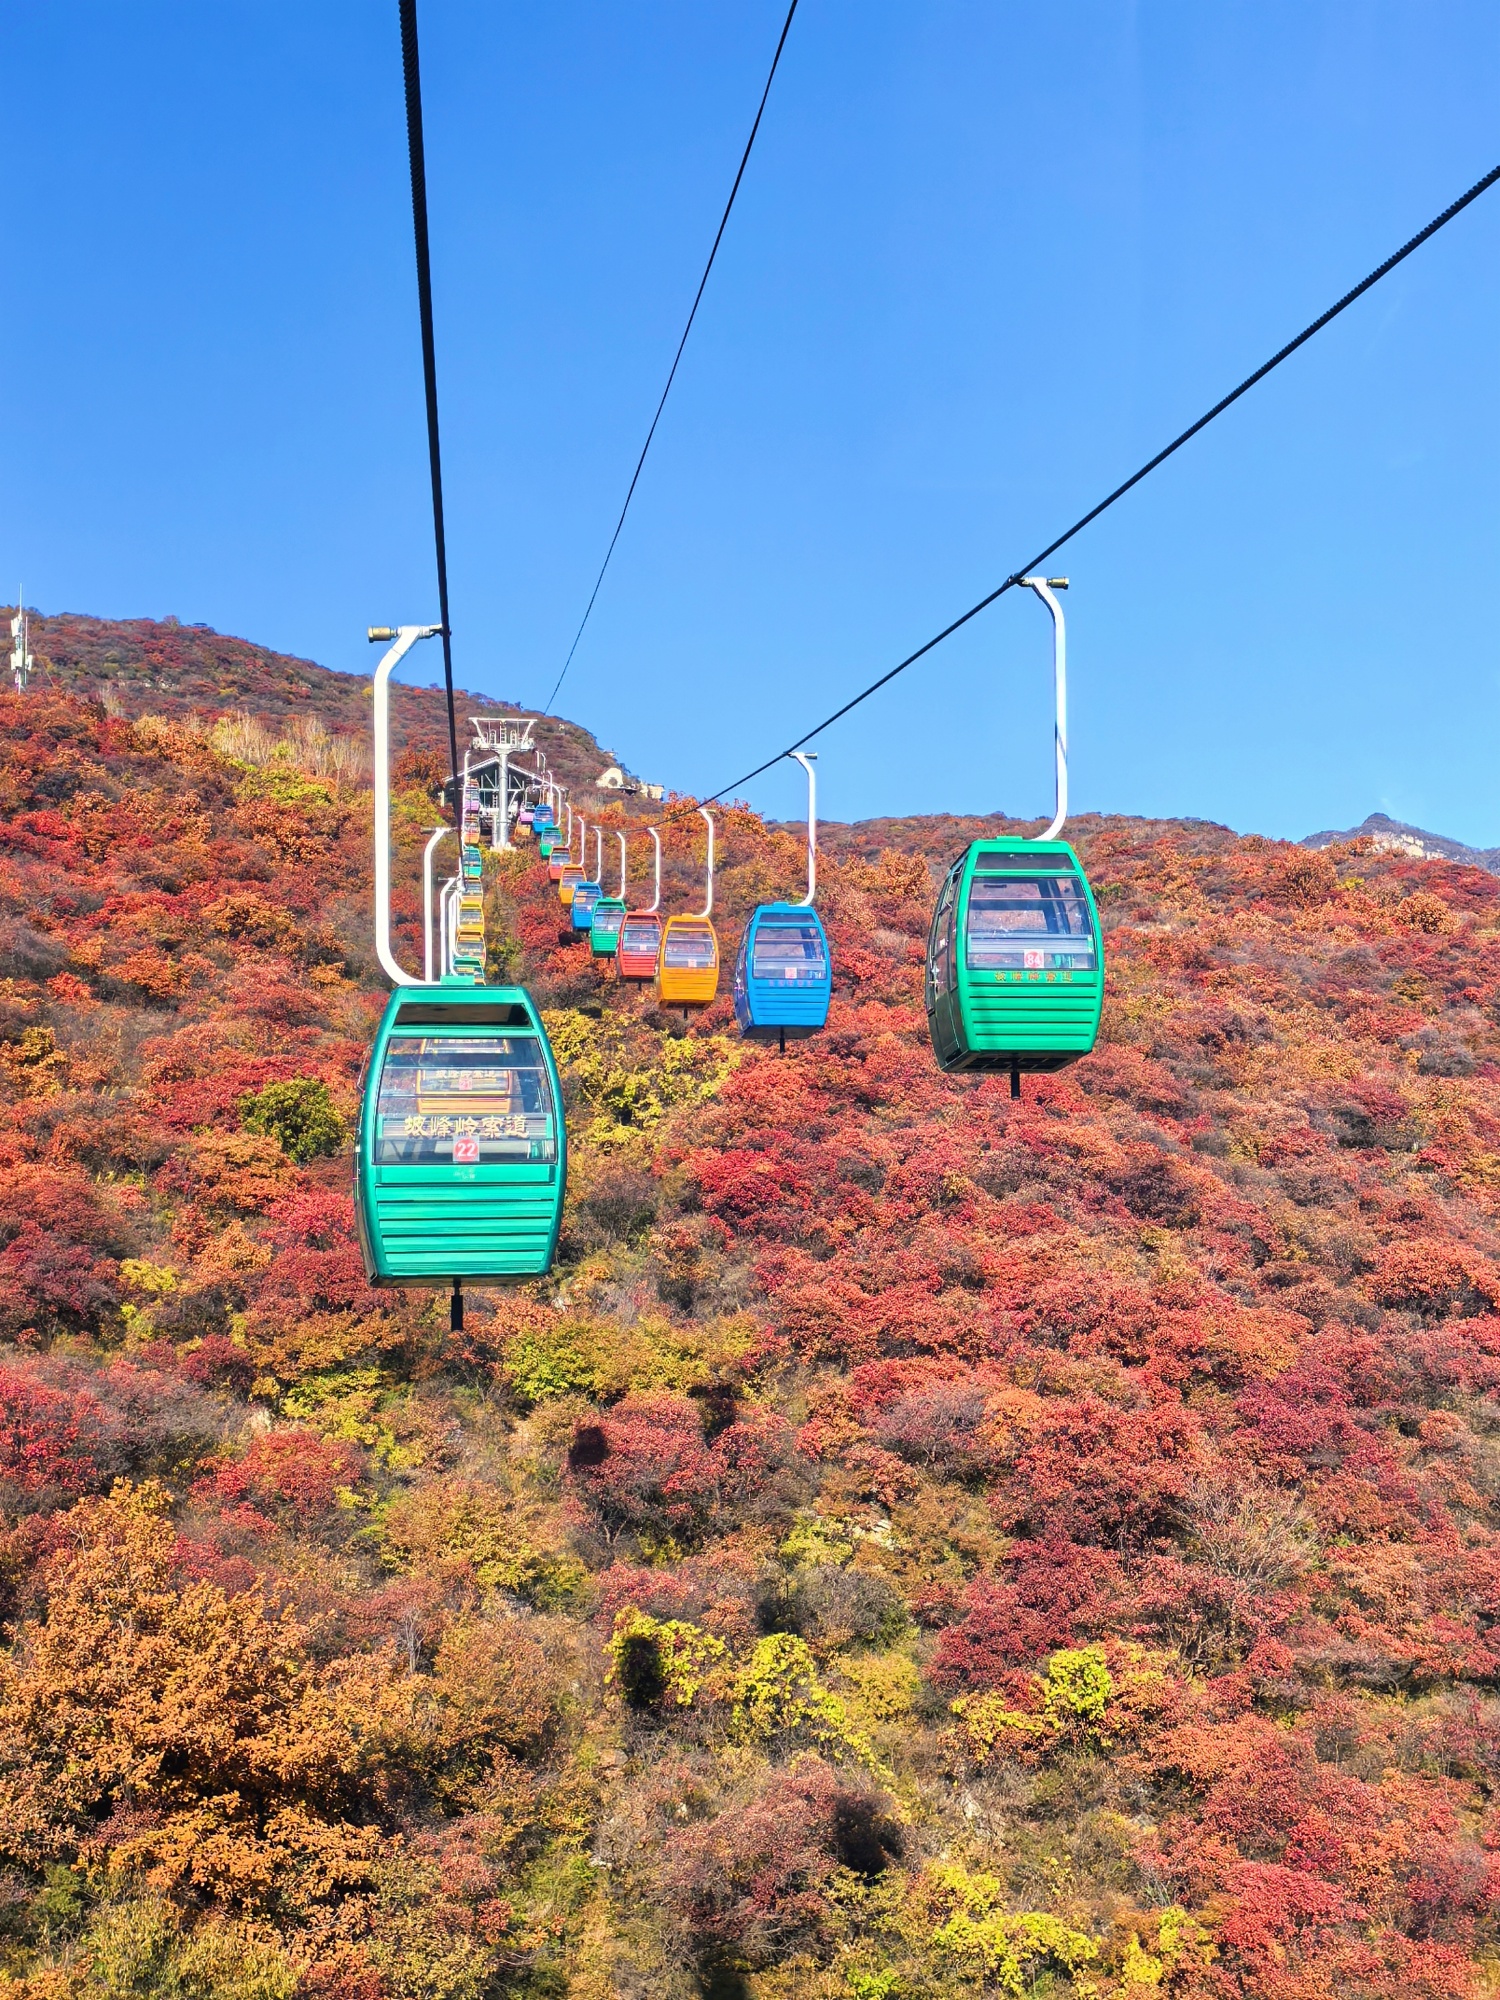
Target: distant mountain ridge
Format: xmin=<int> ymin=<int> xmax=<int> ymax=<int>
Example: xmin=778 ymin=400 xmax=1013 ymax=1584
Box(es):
xmin=1303 ymin=809 xmax=1500 ymax=877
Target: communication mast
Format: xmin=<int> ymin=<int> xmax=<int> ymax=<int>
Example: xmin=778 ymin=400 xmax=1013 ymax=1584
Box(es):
xmin=10 ymin=591 xmax=32 ymax=693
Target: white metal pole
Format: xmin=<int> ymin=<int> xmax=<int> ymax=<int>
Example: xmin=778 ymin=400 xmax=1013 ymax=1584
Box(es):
xmin=594 ymin=825 xmax=603 ymax=881
xmin=1020 ymin=577 xmax=1068 ymax=841
xmin=441 ymin=877 xmax=460 ymax=977
xmin=496 ymin=746 xmax=511 ymax=850
xmin=695 ymin=808 xmax=715 ymax=920
xmin=422 ymin=825 xmax=452 ymax=983
xmin=646 ymin=826 xmax=661 ymax=913
xmin=370 ymin=623 xmax=441 ymax=988
xmin=789 ymin=751 xmax=818 ymax=906
xmin=616 ymin=830 xmax=627 ymax=899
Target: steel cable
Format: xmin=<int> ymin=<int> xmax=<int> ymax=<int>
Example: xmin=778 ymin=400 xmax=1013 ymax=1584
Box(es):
xmin=399 ymin=0 xmax=462 ymax=815
xmin=544 ymin=0 xmax=800 ymax=716
xmin=698 ymin=159 xmax=1500 ymax=810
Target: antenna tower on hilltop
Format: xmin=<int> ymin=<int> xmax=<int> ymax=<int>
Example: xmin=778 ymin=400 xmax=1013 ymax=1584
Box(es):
xmin=10 ymin=591 xmax=32 ymax=693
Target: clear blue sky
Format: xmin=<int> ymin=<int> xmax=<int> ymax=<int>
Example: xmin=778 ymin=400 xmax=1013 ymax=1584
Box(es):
xmin=4 ymin=3 xmax=1498 ymax=841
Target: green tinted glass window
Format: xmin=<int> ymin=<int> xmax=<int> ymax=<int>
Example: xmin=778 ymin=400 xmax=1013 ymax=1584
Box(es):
xmin=375 ymin=1036 xmax=556 ymax=1163
xmin=966 ymin=874 xmax=1096 ymax=971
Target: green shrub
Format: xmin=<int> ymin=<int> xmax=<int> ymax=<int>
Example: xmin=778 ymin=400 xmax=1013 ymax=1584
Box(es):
xmin=239 ymin=1077 xmax=345 ymax=1163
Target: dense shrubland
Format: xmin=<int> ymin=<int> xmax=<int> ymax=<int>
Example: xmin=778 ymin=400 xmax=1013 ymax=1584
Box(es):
xmin=0 ymin=671 xmax=1497 ymax=1997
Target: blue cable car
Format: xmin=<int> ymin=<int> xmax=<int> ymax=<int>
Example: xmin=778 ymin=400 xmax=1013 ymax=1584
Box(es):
xmin=734 ymin=902 xmax=831 ymax=1046
xmin=733 ymin=752 xmax=831 ymax=1050
xmin=571 ymin=880 xmax=602 ymax=931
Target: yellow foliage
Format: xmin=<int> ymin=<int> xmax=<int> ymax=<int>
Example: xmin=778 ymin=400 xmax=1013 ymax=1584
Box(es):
xmin=508 ymin=1310 xmax=762 ymax=1404
xmin=732 ymin=1634 xmax=886 ymax=1775
xmin=543 ymin=1008 xmax=739 ymax=1142
xmin=607 ymin=1608 xmax=727 ymax=1709
xmin=920 ymin=1865 xmax=1099 ymax=1993
xmin=378 ymin=1476 xmax=587 ymax=1610
xmin=830 ymin=1650 xmax=921 ymax=1726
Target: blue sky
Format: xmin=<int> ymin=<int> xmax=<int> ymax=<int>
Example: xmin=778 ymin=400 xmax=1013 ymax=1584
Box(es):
xmin=4 ymin=2 xmax=1498 ymax=841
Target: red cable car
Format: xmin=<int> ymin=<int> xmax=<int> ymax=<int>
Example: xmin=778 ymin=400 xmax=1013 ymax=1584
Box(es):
xmin=618 ymin=827 xmax=664 ymax=980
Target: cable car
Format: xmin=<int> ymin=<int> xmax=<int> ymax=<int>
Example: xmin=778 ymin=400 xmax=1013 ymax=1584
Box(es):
xmin=619 ymin=912 xmax=662 ymax=979
xmin=571 ymin=879 xmax=603 ymax=930
xmin=618 ymin=827 xmax=663 ymax=979
xmin=736 ymin=905 xmax=830 ymax=1045
xmin=591 ymin=899 xmax=625 ymax=956
xmin=364 ymin=631 xmax=567 ymax=1314
xmin=589 ymin=830 xmax=628 ymax=958
xmin=658 ymin=917 xmax=719 ymax=1006
xmin=657 ymin=809 xmax=719 ymax=1009
xmin=926 ymin=838 xmax=1102 ymax=1080
xmin=924 ymin=579 xmax=1102 ymax=1091
xmin=734 ymin=751 xmax=830 ymax=1047
xmin=356 ymin=984 xmax=566 ymax=1287
xmin=557 ymin=863 xmax=585 ymax=906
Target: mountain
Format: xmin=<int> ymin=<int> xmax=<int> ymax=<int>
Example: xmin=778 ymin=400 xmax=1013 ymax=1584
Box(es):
xmin=1304 ymin=808 xmax=1500 ymax=875
xmin=0 ymin=624 xmax=1497 ymax=1998
xmin=8 ymin=606 xmax=656 ymax=805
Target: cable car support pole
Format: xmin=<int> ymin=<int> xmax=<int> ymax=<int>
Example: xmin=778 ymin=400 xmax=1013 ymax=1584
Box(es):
xmin=370 ymin=623 xmax=440 ymax=988
xmin=697 ymin=808 xmax=715 ymax=920
xmin=790 ymin=750 xmax=817 ymax=906
xmin=646 ymin=826 xmax=662 ymax=913
xmin=422 ymin=824 xmax=452 ymax=981
xmin=1019 ymin=578 xmax=1068 ymax=841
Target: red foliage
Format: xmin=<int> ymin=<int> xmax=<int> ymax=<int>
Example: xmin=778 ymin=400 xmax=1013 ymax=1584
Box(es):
xmin=200 ymin=1426 xmax=361 ymax=1524
xmin=664 ymin=1758 xmax=901 ymax=1970
xmin=568 ymin=1394 xmax=793 ymax=1542
xmin=0 ymin=1363 xmax=106 ymax=1501
xmin=931 ymin=1538 xmax=1124 ymax=1685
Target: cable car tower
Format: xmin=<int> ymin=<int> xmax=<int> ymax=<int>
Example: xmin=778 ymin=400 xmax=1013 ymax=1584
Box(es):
xmin=466 ymin=713 xmax=537 ymax=850
xmin=10 ymin=592 xmax=33 ymax=693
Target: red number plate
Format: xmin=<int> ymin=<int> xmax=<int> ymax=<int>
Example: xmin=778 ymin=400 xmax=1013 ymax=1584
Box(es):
xmin=451 ymin=1137 xmax=481 ymax=1164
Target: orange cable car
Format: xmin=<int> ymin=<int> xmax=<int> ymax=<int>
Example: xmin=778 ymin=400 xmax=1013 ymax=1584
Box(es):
xmin=547 ymin=801 xmax=575 ymax=882
xmin=658 ymin=807 xmax=720 ymax=1009
xmin=618 ymin=825 xmax=663 ymax=980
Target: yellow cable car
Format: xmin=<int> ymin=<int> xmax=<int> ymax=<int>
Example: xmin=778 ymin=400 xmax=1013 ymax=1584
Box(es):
xmin=658 ymin=916 xmax=719 ymax=1005
xmin=558 ymin=863 xmax=585 ymax=908
xmin=656 ymin=808 xmax=720 ymax=1009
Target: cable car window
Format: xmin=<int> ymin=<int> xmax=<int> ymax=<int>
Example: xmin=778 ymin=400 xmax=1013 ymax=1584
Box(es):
xmin=927 ymin=876 xmax=955 ymax=1006
xmin=975 ymin=848 xmax=1073 ymax=873
xmin=752 ymin=917 xmax=827 ymax=981
xmin=593 ymin=906 xmax=624 ymax=939
xmin=664 ymin=924 xmax=717 ymax=971
xmin=375 ymin=1036 xmax=556 ymax=1164
xmin=621 ymin=919 xmax=661 ymax=954
xmin=966 ymin=874 xmax=1096 ymax=971
xmin=573 ymin=884 xmax=602 ymax=913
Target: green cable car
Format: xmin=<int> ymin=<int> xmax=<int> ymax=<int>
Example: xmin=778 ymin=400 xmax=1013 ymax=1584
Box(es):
xmin=590 ymin=897 xmax=625 ymax=956
xmin=356 ymin=984 xmax=566 ymax=1291
xmin=924 ymin=576 xmax=1103 ymax=1092
xmin=925 ymin=838 xmax=1102 ymax=1082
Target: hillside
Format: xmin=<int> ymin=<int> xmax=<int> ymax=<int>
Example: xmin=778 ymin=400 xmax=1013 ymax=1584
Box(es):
xmin=9 ymin=608 xmax=652 ymax=806
xmin=0 ymin=667 xmax=1498 ymax=2000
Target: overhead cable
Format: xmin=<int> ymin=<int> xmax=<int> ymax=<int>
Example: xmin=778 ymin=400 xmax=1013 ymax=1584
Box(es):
xmin=399 ymin=0 xmax=462 ymax=813
xmin=699 ymin=158 xmax=1500 ymax=809
xmin=544 ymin=0 xmax=800 ymax=716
